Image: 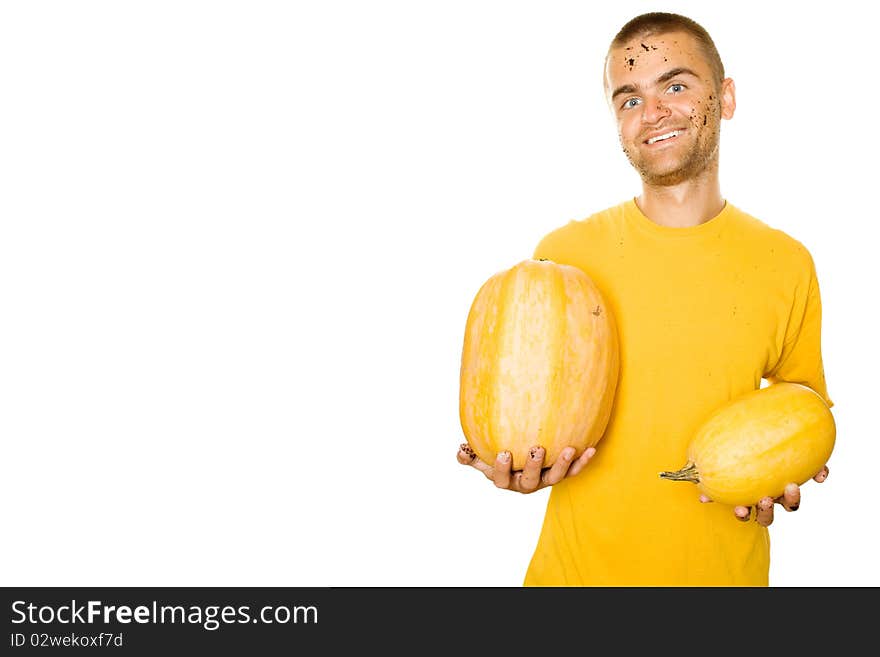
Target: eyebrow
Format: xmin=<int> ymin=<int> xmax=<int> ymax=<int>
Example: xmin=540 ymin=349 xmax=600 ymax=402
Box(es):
xmin=610 ymin=67 xmax=700 ymax=101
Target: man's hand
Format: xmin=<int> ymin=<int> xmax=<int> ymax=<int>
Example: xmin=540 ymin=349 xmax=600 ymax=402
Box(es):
xmin=699 ymin=465 xmax=830 ymax=526
xmin=457 ymin=443 xmax=597 ymax=494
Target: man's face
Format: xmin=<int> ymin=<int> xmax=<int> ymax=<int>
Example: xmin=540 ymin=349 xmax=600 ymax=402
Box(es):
xmin=604 ymin=30 xmax=735 ymax=186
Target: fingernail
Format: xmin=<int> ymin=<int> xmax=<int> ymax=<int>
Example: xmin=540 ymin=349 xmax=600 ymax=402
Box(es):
xmin=585 ymin=447 xmax=596 ymax=458
xmin=460 ymin=444 xmax=476 ymax=459
xmin=529 ymin=447 xmax=544 ymax=460
xmin=562 ymin=447 xmax=575 ymax=460
xmin=498 ymin=451 xmax=510 ymax=463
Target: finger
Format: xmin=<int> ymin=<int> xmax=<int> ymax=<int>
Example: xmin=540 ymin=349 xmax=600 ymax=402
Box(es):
xmin=567 ymin=446 xmax=597 ymax=478
xmin=734 ymin=506 xmax=751 ymax=522
xmin=780 ymin=482 xmax=800 ymax=512
xmin=457 ymin=443 xmax=477 ymax=466
xmin=493 ymin=451 xmax=512 ymax=489
xmin=813 ymin=465 xmax=829 ymax=483
xmin=755 ymin=496 xmax=775 ymax=527
xmin=458 ymin=443 xmax=495 ymax=480
xmin=540 ymin=447 xmax=576 ymax=487
xmin=699 ymin=494 xmax=712 ymax=503
xmin=518 ymin=446 xmax=545 ymax=492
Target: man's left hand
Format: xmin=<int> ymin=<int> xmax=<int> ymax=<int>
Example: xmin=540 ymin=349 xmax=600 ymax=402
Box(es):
xmin=699 ymin=465 xmax=829 ymax=527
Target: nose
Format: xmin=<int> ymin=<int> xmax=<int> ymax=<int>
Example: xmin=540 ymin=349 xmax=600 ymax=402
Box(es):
xmin=641 ymin=96 xmax=671 ymax=125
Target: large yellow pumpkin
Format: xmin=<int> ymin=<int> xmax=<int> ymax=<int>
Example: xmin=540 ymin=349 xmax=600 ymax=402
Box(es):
xmin=459 ymin=258 xmax=620 ymax=470
xmin=659 ymin=382 xmax=835 ymax=506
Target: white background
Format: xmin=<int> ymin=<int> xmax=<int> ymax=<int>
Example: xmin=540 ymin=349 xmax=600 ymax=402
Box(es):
xmin=1 ymin=1 xmax=877 ymax=587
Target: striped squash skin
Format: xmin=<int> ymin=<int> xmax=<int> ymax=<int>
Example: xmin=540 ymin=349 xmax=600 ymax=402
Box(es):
xmin=662 ymin=383 xmax=836 ymax=505
xmin=459 ymin=259 xmax=619 ymax=470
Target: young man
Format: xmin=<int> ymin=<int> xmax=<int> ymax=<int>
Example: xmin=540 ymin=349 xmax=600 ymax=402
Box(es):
xmin=457 ymin=12 xmax=832 ymax=586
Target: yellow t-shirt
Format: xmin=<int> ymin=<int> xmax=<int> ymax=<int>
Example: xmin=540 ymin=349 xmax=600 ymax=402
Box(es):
xmin=524 ymin=198 xmax=832 ymax=587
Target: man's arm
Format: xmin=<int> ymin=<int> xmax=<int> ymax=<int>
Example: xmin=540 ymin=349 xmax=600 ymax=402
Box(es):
xmin=708 ymin=249 xmax=833 ymax=525
xmin=764 ymin=250 xmax=833 ymax=407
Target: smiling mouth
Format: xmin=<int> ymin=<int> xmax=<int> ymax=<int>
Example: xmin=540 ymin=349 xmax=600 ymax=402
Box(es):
xmin=645 ymin=129 xmax=684 ymax=145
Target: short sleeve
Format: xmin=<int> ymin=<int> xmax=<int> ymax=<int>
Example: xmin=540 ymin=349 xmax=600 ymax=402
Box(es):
xmin=532 ymin=226 xmax=569 ymax=263
xmin=764 ymin=254 xmax=833 ymax=408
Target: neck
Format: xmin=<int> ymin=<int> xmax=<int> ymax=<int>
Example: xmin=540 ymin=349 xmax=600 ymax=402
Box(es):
xmin=635 ymin=159 xmax=725 ymax=228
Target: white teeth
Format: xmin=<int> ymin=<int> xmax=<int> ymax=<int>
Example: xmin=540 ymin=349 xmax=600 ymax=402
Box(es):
xmin=647 ymin=130 xmax=680 ymax=144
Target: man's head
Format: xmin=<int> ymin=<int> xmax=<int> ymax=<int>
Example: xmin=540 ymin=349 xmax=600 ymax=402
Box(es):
xmin=603 ymin=12 xmax=736 ymax=187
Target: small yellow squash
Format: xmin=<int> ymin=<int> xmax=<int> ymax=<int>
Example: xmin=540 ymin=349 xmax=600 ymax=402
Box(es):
xmin=659 ymin=382 xmax=835 ymax=506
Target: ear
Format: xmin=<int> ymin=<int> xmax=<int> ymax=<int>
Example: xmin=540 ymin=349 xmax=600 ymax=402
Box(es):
xmin=720 ymin=77 xmax=736 ymax=120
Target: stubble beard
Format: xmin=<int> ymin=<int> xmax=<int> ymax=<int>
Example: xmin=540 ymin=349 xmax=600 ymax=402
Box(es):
xmin=622 ymin=123 xmax=721 ymax=187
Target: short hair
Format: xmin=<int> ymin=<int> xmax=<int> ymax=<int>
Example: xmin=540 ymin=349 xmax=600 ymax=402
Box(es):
xmin=606 ymin=12 xmax=725 ymax=90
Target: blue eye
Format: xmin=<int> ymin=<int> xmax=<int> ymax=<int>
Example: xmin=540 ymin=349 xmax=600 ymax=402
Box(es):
xmin=668 ymin=83 xmax=685 ymax=93
xmin=623 ymin=97 xmax=641 ymax=109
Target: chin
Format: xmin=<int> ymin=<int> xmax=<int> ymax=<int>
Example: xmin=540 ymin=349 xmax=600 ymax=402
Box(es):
xmin=638 ymin=164 xmax=691 ymax=186
xmin=639 ymin=152 xmax=714 ymax=186
xmin=642 ymin=173 xmax=690 ymax=187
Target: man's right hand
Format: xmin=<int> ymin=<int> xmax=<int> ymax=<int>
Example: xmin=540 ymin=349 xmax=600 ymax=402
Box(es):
xmin=457 ymin=443 xmax=597 ymax=494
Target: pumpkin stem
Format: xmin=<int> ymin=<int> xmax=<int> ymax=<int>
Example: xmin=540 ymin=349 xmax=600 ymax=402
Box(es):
xmin=658 ymin=462 xmax=700 ymax=484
